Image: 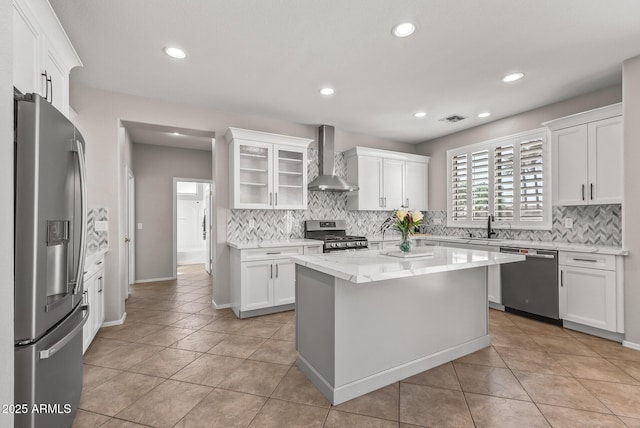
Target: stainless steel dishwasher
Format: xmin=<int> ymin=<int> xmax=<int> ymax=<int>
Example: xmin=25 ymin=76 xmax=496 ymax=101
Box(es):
xmin=500 ymin=247 xmax=559 ymax=320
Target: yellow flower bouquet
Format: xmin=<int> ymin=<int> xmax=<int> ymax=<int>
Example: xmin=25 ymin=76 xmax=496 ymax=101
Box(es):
xmin=383 ymin=209 xmax=424 ymax=252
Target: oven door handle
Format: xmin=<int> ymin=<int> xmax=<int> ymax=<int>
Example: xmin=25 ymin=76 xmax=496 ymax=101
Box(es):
xmin=525 ymin=254 xmax=556 ymax=260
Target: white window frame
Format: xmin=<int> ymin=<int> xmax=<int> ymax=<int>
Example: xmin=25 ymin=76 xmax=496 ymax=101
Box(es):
xmin=446 ymin=128 xmax=551 ymax=230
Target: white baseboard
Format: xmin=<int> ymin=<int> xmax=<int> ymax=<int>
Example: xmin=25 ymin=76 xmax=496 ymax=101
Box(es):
xmin=211 ymin=298 xmax=230 ymax=309
xmin=135 ymin=276 xmax=176 ymax=283
xmin=298 ymin=335 xmax=490 ymax=405
xmin=623 ymin=340 xmax=640 ymax=351
xmin=102 ymin=311 xmax=127 ymax=327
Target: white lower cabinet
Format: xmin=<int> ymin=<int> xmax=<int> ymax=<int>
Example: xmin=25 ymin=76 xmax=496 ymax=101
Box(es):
xmin=82 ymin=252 xmax=106 ymax=354
xmin=230 ymin=245 xmax=316 ymax=318
xmin=559 ymin=251 xmax=622 ymax=333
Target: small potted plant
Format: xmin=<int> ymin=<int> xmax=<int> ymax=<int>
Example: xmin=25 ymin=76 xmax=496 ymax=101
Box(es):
xmin=381 ymin=209 xmax=424 ymax=253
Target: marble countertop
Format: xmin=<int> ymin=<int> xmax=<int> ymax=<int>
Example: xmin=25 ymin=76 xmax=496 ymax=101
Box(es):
xmin=227 ymin=239 xmax=324 ymax=250
xmin=291 ymin=246 xmax=525 ymax=284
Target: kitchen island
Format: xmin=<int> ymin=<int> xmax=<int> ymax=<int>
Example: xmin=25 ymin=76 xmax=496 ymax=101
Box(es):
xmin=290 ymin=246 xmax=524 ymax=405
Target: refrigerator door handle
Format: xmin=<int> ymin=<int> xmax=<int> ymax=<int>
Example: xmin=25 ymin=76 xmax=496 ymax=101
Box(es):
xmin=39 ymin=304 xmax=89 ymax=360
xmin=73 ymin=140 xmax=88 ymax=294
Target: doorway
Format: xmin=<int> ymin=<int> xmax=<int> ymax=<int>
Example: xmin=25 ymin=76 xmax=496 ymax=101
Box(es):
xmin=125 ymin=166 xmax=135 ymax=298
xmin=173 ymin=178 xmax=213 ymax=277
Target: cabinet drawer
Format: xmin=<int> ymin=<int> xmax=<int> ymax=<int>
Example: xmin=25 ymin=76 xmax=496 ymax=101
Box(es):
xmin=84 ymin=254 xmax=105 ymax=277
xmin=241 ymin=246 xmax=303 ymax=261
xmin=304 ymin=245 xmax=323 ymax=255
xmin=559 ymin=251 xmax=615 ymax=270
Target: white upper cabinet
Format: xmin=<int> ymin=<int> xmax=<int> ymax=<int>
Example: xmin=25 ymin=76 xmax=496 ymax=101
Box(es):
xmin=227 ymin=128 xmax=312 ymax=210
xmin=545 ymin=103 xmax=623 ymax=206
xmin=344 ymin=147 xmax=430 ymax=211
xmin=12 ymin=0 xmax=82 ymax=117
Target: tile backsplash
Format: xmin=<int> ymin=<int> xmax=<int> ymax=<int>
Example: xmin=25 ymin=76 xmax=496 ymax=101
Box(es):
xmin=87 ymin=207 xmax=109 ymax=254
xmin=227 ymin=149 xmax=622 ymax=247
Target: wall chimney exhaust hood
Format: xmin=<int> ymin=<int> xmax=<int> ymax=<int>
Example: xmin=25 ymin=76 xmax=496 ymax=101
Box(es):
xmin=308 ymin=125 xmax=359 ymax=192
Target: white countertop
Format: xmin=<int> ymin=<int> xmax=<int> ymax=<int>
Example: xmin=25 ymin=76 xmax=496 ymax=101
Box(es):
xmin=290 ymin=246 xmax=525 ymax=284
xmin=227 ymin=239 xmax=324 ymax=250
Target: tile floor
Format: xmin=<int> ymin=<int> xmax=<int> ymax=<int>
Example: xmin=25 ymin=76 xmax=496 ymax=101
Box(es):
xmin=73 ymin=264 xmax=640 ymax=427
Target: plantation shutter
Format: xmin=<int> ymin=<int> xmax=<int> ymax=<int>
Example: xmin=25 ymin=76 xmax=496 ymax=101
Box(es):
xmin=494 ymin=144 xmax=515 ymax=221
xmin=519 ymin=137 xmax=545 ymax=221
xmin=451 ymin=154 xmax=468 ymax=222
xmin=471 ymin=150 xmax=490 ymax=219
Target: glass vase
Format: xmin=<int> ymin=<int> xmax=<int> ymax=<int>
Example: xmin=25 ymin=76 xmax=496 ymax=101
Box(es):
xmin=399 ymin=231 xmax=412 ymax=253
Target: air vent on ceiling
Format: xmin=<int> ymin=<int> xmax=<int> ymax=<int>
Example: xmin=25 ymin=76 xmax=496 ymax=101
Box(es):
xmin=439 ymin=114 xmax=468 ymax=123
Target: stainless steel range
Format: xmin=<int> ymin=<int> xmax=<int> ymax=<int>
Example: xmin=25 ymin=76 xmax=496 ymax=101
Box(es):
xmin=305 ymin=220 xmax=368 ymax=253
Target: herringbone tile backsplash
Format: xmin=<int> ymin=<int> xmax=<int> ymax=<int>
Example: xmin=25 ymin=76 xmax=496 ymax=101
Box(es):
xmin=87 ymin=207 xmax=109 ymax=254
xmin=227 ymin=149 xmax=622 ymax=247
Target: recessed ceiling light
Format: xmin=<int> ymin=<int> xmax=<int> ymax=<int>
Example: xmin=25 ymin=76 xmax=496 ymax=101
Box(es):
xmin=392 ymin=22 xmax=416 ymax=38
xmin=163 ymin=46 xmax=187 ymax=59
xmin=414 ymin=112 xmax=427 ymax=118
xmin=502 ymin=72 xmax=524 ymax=83
xmin=319 ymin=87 xmax=335 ymax=96
xmin=478 ymin=112 xmax=491 ymax=118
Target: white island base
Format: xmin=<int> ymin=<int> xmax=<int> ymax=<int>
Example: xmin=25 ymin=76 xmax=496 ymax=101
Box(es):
xmin=295 ymin=264 xmax=491 ymax=405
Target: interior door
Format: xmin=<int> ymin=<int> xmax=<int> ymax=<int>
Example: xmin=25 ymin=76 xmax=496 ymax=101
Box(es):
xmin=204 ymin=184 xmax=212 ymax=274
xmin=126 ymin=168 xmax=135 ymax=297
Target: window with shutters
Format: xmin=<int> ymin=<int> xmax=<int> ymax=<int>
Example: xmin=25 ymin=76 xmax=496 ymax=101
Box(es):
xmin=446 ymin=129 xmax=550 ymax=229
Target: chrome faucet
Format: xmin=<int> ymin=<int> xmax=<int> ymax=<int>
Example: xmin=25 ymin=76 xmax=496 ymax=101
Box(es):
xmin=487 ymin=215 xmax=497 ymax=239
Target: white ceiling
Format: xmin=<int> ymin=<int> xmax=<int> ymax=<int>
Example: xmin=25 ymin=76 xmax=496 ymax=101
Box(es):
xmin=51 ymin=0 xmax=640 ymax=144
xmin=122 ymin=120 xmax=214 ymax=151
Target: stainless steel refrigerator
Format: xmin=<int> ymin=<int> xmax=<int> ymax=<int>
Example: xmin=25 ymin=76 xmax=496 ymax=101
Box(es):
xmin=14 ymin=91 xmax=88 ymax=428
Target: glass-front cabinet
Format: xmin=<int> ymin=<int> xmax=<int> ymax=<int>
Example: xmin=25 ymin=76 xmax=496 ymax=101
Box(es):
xmin=227 ymin=128 xmax=312 ymax=210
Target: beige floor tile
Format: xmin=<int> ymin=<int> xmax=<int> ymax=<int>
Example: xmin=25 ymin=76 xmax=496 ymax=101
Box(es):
xmin=513 ymin=371 xmax=609 ymax=413
xmin=580 ymin=379 xmax=640 ymax=418
xmin=537 ymin=404 xmax=627 ymax=427
xmin=96 ymin=321 xmax=164 ymax=342
xmin=255 ymin=310 xmax=295 ymax=324
xmin=136 ymin=326 xmax=197 ymax=347
xmin=271 ymin=366 xmax=330 ymax=407
xmin=271 ymin=323 xmax=295 ymax=342
xmin=399 ymin=383 xmax=473 ymax=427
xmin=170 ymin=314 xmax=214 ymax=329
xmin=465 ymin=393 xmax=550 ymax=428
xmin=529 ymin=335 xmax=600 ymax=357
xmin=171 ymin=354 xmax=244 ymax=387
xmin=175 ymin=388 xmax=266 ymax=428
xmin=619 ymin=416 xmax=640 ymax=427
xmin=508 ymin=316 xmax=572 ymax=338
xmin=491 ymin=330 xmax=541 ymax=350
xmin=324 ymin=410 xmax=399 ymax=428
xmin=454 ymin=346 xmax=507 ymax=368
xmin=116 ymin=379 xmax=211 ymax=428
xmin=171 ymin=330 xmax=229 ymax=352
xmin=72 ymin=409 xmax=111 ymax=428
xmin=401 ymin=362 xmax=461 ymax=391
xmin=454 ymin=362 xmax=530 ymax=400
xmin=248 ymin=339 xmax=296 ymax=365
xmin=82 ymin=365 xmax=123 ymax=394
xmin=335 ymin=383 xmax=399 ymax=421
xmin=236 ymin=321 xmax=283 ymax=339
xmin=218 ymin=359 xmax=290 ymax=396
xmin=609 ymin=359 xmax=640 ymax=382
xmin=248 ymin=398 xmax=328 ymax=428
xmin=551 ymin=353 xmax=639 ymax=384
xmin=580 ymin=338 xmax=640 ymax=363
xmin=200 ymin=317 xmax=247 ymax=333
xmin=99 ymin=419 xmax=150 ymax=428
xmin=83 ymin=338 xmax=129 ymax=364
xmin=208 ymin=334 xmax=266 ymax=358
xmin=139 ymin=311 xmax=191 ymax=326
xmin=176 ymin=302 xmax=212 ymax=314
xmin=84 ymin=342 xmax=164 ymax=370
xmin=79 ymin=372 xmax=164 ymax=416
xmin=129 ymin=348 xmax=201 ymax=378
xmin=494 ymin=346 xmax=571 ymax=376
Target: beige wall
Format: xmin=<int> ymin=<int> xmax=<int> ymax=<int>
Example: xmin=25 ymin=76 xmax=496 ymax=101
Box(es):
xmin=416 ymin=85 xmax=623 ymax=210
xmin=70 ymin=85 xmax=411 ymax=319
xmin=0 ymin=0 xmax=14 ymax=421
xmin=133 ymin=143 xmax=213 ymax=280
xmin=623 ymin=55 xmax=640 ymax=347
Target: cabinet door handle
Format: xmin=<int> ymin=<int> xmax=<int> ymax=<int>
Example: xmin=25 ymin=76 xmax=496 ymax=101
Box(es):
xmin=383 ymin=197 xmax=387 ymax=208
xmin=275 ymin=192 xmax=278 ymax=206
xmin=270 ymin=264 xmax=273 ymax=279
xmin=269 ymin=192 xmax=273 ymax=206
xmin=406 ymin=198 xmax=409 ymax=207
xmin=41 ymin=71 xmax=50 ymax=101
xmin=572 ymin=258 xmax=598 ymax=263
xmin=560 ymin=270 xmax=564 ymax=287
xmin=581 ymin=184 xmax=585 ymax=201
xmin=379 ymin=197 xmax=383 ymax=208
xmin=590 ymin=183 xmax=593 ymax=200
xmin=276 ymin=264 xmax=279 ymax=278
xmin=266 ymin=252 xmax=281 ymax=255
xmin=48 ymin=76 xmax=53 ymax=104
